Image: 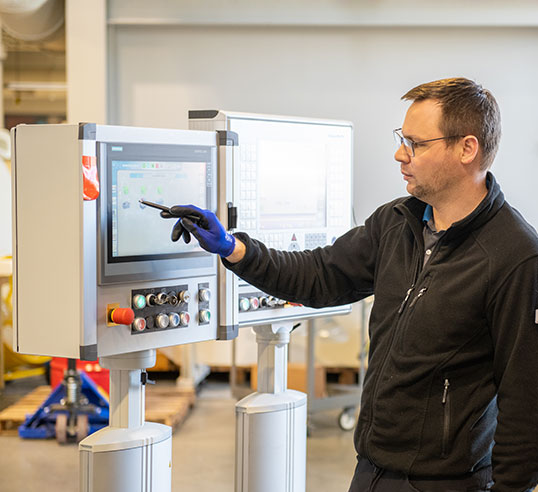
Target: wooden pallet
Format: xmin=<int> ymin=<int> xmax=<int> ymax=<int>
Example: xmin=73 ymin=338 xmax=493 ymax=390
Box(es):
xmin=145 ymin=385 xmax=195 ymax=431
xmin=210 ymin=364 xmax=365 ymax=387
xmin=209 ymin=365 xmax=252 ymax=385
xmin=0 ymin=384 xmax=196 ymax=436
xmin=325 ymin=367 xmax=360 ymax=385
xmin=0 ymin=386 xmax=51 ymax=435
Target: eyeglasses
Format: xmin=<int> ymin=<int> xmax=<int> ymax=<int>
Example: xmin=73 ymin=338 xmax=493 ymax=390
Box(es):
xmin=393 ymin=128 xmax=463 ymax=157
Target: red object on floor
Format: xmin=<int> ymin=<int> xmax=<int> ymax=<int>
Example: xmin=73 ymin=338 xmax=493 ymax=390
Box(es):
xmin=50 ymin=357 xmax=110 ymax=394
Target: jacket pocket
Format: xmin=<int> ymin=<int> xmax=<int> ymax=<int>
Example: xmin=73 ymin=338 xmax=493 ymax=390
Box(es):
xmin=441 ymin=377 xmax=451 ymax=458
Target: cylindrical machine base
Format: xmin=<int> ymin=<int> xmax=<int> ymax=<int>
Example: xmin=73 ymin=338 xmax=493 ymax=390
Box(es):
xmin=235 ymin=390 xmax=307 ymax=492
xmin=79 ymin=422 xmax=172 ymax=492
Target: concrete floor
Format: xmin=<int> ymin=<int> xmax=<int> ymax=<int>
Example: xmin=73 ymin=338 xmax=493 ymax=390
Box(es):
xmin=0 ymin=377 xmax=357 ymax=492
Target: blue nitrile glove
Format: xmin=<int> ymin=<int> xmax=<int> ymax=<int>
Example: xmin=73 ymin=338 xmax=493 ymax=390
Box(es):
xmin=160 ymin=204 xmax=236 ymax=257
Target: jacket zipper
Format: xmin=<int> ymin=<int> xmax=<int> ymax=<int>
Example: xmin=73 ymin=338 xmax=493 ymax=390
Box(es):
xmin=364 ymin=212 xmax=445 ymax=463
xmin=408 ymin=287 xmax=428 ymax=308
xmin=441 ymin=378 xmax=450 ymax=458
xmin=398 ymin=286 xmax=415 ymax=314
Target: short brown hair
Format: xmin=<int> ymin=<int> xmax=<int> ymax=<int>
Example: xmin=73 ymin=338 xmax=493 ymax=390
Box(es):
xmin=402 ymin=78 xmax=501 ymax=170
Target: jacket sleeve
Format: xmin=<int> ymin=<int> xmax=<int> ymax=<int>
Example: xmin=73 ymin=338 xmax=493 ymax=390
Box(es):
xmin=222 ymin=211 xmax=382 ymax=308
xmin=488 ymin=256 xmax=538 ymax=492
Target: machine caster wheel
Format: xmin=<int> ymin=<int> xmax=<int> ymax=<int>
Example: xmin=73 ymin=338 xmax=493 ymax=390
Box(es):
xmin=76 ymin=414 xmax=89 ymax=442
xmin=55 ymin=413 xmax=68 ymax=444
xmin=338 ymin=407 xmax=356 ymax=431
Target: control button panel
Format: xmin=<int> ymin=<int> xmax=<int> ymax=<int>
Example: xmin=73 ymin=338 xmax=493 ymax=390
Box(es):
xmin=197 ymin=282 xmax=211 ymax=325
xmin=130 ymin=283 xmax=193 ymax=335
xmin=238 ymin=292 xmax=298 ymax=312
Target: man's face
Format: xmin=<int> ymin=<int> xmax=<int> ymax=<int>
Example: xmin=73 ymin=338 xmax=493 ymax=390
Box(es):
xmin=395 ymin=99 xmax=461 ymax=204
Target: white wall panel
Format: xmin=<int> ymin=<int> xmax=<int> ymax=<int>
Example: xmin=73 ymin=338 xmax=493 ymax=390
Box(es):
xmin=108 ymin=25 xmax=538 ymax=229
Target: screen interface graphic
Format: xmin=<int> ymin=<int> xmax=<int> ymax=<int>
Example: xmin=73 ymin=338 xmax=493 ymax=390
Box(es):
xmin=230 ymin=118 xmax=351 ymax=234
xmin=257 ymin=139 xmax=326 ymax=230
xmin=110 ymin=160 xmax=208 ymax=257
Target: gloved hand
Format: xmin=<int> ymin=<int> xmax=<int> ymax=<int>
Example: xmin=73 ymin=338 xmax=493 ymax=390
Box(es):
xmin=160 ymin=205 xmax=236 ymax=258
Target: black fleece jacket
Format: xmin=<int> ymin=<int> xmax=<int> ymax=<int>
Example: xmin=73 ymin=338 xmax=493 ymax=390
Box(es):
xmin=223 ymin=174 xmax=538 ymax=492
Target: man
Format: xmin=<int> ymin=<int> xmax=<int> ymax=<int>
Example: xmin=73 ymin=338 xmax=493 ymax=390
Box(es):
xmin=163 ymin=78 xmax=538 ymax=492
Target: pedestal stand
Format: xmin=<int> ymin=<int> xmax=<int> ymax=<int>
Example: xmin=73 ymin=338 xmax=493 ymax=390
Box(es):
xmin=235 ymin=323 xmax=307 ymax=492
xmin=79 ymin=349 xmax=172 ymax=492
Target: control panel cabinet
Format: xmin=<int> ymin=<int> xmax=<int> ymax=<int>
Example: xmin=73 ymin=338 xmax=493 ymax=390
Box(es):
xmin=12 ymin=123 xmax=230 ymax=360
xmin=190 ymin=110 xmax=354 ymax=326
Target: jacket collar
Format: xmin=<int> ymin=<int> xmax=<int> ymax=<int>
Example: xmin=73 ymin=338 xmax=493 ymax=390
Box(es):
xmin=394 ymin=172 xmax=505 ymax=241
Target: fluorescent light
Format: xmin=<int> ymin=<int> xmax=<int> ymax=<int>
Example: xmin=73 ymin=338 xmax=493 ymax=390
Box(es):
xmin=5 ymin=81 xmax=66 ymax=92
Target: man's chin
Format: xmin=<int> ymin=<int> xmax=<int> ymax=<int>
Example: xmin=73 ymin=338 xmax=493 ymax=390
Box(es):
xmin=407 ymin=184 xmax=427 ymax=200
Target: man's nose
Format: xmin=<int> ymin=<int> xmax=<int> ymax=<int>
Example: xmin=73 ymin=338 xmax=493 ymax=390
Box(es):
xmin=394 ymin=143 xmax=410 ymax=163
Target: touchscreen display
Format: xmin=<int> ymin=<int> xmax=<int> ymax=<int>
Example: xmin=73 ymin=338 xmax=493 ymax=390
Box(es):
xmin=110 ymin=160 xmax=207 ymax=257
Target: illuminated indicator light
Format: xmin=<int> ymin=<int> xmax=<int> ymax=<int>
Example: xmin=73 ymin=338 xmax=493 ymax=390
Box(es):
xmin=199 ymin=289 xmax=211 ymax=302
xmin=133 ymin=317 xmax=146 ymax=332
xmin=239 ymin=298 xmax=250 ymax=312
xmin=169 ymin=312 xmax=180 ymax=327
xmin=156 ymin=313 xmax=170 ymax=329
xmin=199 ymin=310 xmax=211 ymax=323
xmin=133 ymin=294 xmax=146 ymax=309
xmin=179 ymin=312 xmax=190 ymax=326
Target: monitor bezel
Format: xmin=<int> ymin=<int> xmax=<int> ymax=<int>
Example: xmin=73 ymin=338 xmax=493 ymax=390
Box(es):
xmin=97 ymin=141 xmax=217 ymax=285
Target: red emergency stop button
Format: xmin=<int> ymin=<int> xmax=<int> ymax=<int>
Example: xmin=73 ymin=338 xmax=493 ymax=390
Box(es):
xmin=110 ymin=308 xmax=135 ymax=325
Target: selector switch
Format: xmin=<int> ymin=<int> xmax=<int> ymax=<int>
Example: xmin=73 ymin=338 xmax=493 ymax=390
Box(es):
xmin=146 ymin=293 xmax=157 ymax=307
xmin=156 ymin=313 xmax=170 ymax=329
xmin=179 ymin=290 xmax=191 ymax=303
xmin=199 ymin=310 xmax=211 ymax=324
xmin=169 ymin=312 xmax=181 ymax=328
xmin=156 ymin=292 xmax=168 ymax=305
xmin=267 ymin=297 xmax=278 ymax=308
xmin=167 ymin=292 xmax=179 ymax=306
xmin=199 ymin=289 xmax=211 ymax=302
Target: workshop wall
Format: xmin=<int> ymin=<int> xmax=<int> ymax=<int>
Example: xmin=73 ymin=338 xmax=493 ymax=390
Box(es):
xmin=105 ymin=21 xmax=538 ymax=229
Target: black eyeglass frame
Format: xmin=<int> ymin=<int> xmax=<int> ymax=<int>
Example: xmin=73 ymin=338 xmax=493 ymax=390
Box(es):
xmin=393 ymin=128 xmax=464 ymax=157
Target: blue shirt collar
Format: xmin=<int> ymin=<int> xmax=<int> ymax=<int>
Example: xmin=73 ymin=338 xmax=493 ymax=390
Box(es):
xmin=422 ymin=204 xmax=433 ymax=223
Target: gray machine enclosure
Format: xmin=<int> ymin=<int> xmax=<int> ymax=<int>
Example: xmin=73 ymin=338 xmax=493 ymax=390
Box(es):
xmin=11 ymin=123 xmax=229 ymax=360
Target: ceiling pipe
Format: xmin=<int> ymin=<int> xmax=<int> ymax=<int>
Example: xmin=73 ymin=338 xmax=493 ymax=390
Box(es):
xmin=0 ymin=0 xmax=64 ymax=42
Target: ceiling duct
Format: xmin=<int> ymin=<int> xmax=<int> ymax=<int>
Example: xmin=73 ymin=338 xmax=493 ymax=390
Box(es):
xmin=0 ymin=0 xmax=64 ymax=42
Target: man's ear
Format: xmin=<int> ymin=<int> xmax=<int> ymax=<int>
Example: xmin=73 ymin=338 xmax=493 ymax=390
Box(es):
xmin=460 ymin=135 xmax=480 ymax=165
